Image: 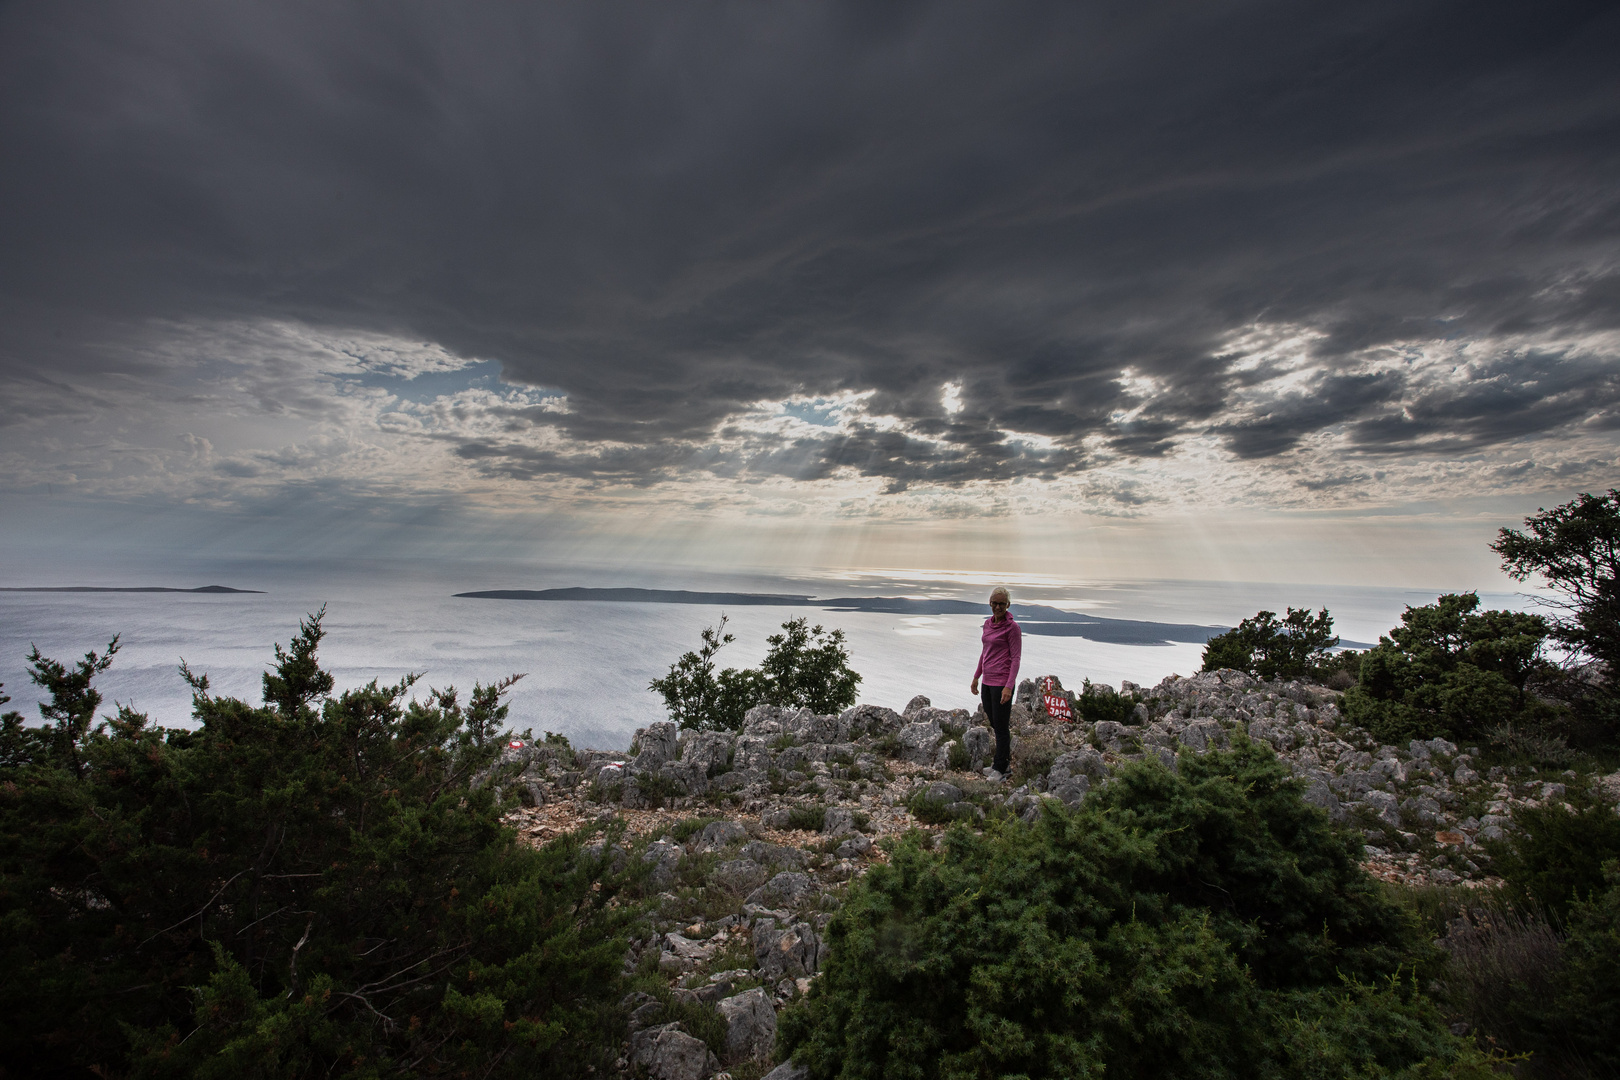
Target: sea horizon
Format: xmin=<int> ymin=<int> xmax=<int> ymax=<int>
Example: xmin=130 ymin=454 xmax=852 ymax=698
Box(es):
xmin=0 ymin=556 xmax=1547 ymax=752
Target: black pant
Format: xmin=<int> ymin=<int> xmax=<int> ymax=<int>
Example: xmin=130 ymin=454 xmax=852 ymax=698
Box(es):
xmin=981 ymin=684 xmax=1012 ymax=773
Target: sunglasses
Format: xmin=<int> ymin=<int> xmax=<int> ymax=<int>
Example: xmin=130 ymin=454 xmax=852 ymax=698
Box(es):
xmin=989 ymin=601 xmax=1008 ymax=608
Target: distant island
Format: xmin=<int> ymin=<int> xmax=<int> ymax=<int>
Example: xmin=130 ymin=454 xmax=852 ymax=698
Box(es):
xmin=453 ymin=586 xmax=1227 ymax=646
xmin=0 ymin=585 xmax=264 ymax=593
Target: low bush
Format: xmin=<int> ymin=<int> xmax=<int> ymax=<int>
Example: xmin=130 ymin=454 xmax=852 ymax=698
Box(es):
xmin=1484 ymin=790 xmax=1620 ymax=920
xmin=0 ymin=614 xmax=632 ymax=1078
xmin=787 ymin=805 xmax=827 ymax=832
xmin=1344 ymin=593 xmax=1560 ymax=746
xmin=1075 ymin=678 xmax=1142 ymax=725
xmin=905 ymin=791 xmax=975 ymax=826
xmin=777 ymin=741 xmax=1484 ymax=1079
xmin=1009 ymin=730 xmax=1059 ymax=785
xmin=670 ymin=815 xmax=725 ymax=843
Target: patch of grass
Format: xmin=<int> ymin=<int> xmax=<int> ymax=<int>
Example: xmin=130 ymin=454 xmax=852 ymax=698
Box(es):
xmin=632 ymin=770 xmax=685 ymax=807
xmin=769 ymin=733 xmax=801 ymax=750
xmin=787 ymin=805 xmax=827 ymax=832
xmin=1010 ymin=731 xmax=1059 ymax=786
xmin=872 ymin=733 xmax=902 ymax=759
xmin=670 ymin=815 xmax=724 ymax=843
xmin=625 ymin=974 xmax=729 ymax=1060
xmin=709 ymin=933 xmax=757 ymax=974
xmin=906 ymin=790 xmax=977 ymax=826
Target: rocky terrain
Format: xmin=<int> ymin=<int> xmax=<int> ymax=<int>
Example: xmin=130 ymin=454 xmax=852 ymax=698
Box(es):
xmin=494 ymin=669 xmax=1620 ymax=1080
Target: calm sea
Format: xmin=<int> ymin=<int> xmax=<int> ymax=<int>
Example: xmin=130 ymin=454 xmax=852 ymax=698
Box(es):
xmin=0 ymin=559 xmax=1542 ymax=751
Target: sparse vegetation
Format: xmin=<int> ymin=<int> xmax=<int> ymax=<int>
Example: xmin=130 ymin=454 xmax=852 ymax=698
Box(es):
xmin=650 ymin=615 xmax=862 ymax=731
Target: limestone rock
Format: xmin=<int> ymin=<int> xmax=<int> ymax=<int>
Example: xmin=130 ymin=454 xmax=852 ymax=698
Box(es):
xmin=1049 ymin=776 xmax=1090 ymax=807
xmin=712 ymin=859 xmax=769 ymax=894
xmin=631 ymin=722 xmax=680 ymax=774
xmin=821 ymin=807 xmax=858 ymax=836
xmin=691 ymin=820 xmax=748 ymax=853
xmin=746 ymin=871 xmax=818 ymax=910
xmin=629 ymin=1022 xmax=721 ymax=1080
xmin=1048 ymin=747 xmax=1107 ymax=786
xmin=718 ymin=986 xmax=777 ymax=1062
xmin=835 ymin=833 xmax=872 ymax=859
xmin=681 ymin=730 xmax=736 ymax=776
xmin=1363 ymin=790 xmax=1401 ymax=828
xmin=840 ymin=703 xmax=905 ymax=739
xmin=753 ymin=917 xmax=821 ymax=980
xmin=963 ymin=726 xmax=994 ymax=769
xmin=762 ymin=1061 xmax=810 ymax=1080
xmin=1301 ymin=776 xmax=1345 ymax=822
xmin=643 ymin=838 xmax=683 ymax=891
xmin=1092 ymin=721 xmax=1129 ymax=752
xmin=898 ymin=721 xmax=945 ymax=764
xmin=741 ymin=841 xmax=809 ymax=870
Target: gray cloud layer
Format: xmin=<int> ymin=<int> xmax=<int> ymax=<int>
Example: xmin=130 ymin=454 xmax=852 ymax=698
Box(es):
xmin=2 ymin=0 xmax=1617 ymax=489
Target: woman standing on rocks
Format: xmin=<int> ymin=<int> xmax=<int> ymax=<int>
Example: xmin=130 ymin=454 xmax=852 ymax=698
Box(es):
xmin=970 ymin=586 xmax=1021 ymax=781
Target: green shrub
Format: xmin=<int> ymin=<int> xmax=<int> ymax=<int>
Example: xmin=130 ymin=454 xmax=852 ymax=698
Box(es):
xmin=0 ymin=613 xmax=632 ymax=1078
xmin=650 ymin=616 xmax=863 ymax=730
xmin=1076 ymin=678 xmax=1142 ymax=725
xmin=871 ymin=733 xmax=901 ymax=759
xmin=1201 ymin=607 xmax=1339 ymax=681
xmin=648 ymin=615 xmax=768 ymax=731
xmin=670 ymin=815 xmax=724 ymax=843
xmin=787 ymin=805 xmax=827 ymax=832
xmin=1546 ymin=863 xmax=1620 ymax=1073
xmin=1344 ymin=593 xmax=1559 ymax=745
xmin=905 ymin=790 xmax=974 ymax=826
xmin=1494 ymin=491 xmax=1620 ymax=702
xmin=945 ymin=737 xmax=970 ymax=770
xmin=759 ymin=618 xmax=862 ymax=715
xmin=777 ymin=741 xmax=1468 ymax=1080
xmin=1485 ymin=791 xmax=1620 ymax=919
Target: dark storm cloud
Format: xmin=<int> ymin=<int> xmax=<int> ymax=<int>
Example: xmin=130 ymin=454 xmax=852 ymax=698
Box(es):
xmin=2 ymin=0 xmax=1618 ymax=486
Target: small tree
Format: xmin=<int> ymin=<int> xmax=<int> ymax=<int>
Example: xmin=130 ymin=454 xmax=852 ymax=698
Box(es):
xmin=759 ymin=617 xmax=861 ymax=715
xmin=1493 ymin=490 xmax=1620 ymax=740
xmin=21 ymin=636 xmax=119 ymax=778
xmin=1201 ymin=607 xmax=1338 ymax=681
xmin=650 ymin=616 xmax=863 ymax=729
xmin=648 ymin=615 xmax=767 ymax=731
xmin=1343 ymin=592 xmax=1556 ymax=745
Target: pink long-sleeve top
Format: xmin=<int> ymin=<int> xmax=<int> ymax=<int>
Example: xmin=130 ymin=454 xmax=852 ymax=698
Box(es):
xmin=973 ymin=614 xmax=1022 ymax=687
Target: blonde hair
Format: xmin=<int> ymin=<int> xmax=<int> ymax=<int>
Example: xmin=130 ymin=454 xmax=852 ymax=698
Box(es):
xmin=989 ymin=587 xmax=1010 ymax=603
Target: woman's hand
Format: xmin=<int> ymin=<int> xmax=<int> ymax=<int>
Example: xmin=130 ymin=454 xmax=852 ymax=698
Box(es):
xmin=1000 ymin=686 xmax=1012 ymax=705
xmin=970 ymin=678 xmax=979 ymax=695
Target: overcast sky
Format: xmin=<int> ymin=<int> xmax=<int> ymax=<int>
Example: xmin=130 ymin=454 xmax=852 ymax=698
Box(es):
xmin=2 ymin=0 xmax=1616 ymax=587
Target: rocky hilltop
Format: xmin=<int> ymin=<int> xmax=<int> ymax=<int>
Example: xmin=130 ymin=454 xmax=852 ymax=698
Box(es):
xmin=495 ymin=669 xmax=1620 ymax=1080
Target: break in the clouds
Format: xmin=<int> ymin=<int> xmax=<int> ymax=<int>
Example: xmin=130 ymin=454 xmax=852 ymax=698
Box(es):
xmin=1 ymin=0 xmax=1618 ymax=520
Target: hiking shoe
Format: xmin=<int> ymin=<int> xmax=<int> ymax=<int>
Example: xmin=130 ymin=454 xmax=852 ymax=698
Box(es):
xmin=984 ymin=768 xmax=1006 ymax=783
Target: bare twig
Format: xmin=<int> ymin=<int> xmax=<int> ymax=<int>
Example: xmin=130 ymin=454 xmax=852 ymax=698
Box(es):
xmin=285 ymin=915 xmax=315 ymax=999
xmin=140 ymin=869 xmax=248 ymax=946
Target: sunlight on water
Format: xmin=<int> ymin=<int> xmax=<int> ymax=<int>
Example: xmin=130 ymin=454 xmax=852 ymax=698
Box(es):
xmin=0 ymin=559 xmax=1542 ymax=751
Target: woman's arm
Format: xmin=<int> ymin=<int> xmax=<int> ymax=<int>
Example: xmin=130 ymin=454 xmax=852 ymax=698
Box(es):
xmin=1006 ymin=621 xmax=1022 ymax=687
